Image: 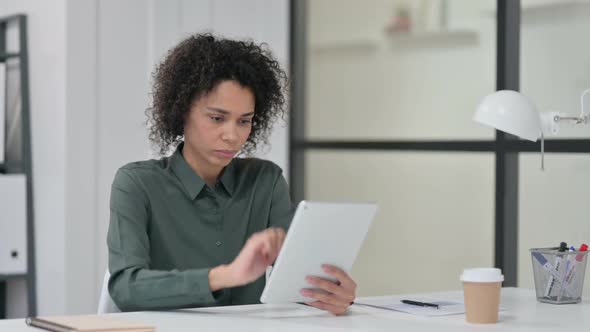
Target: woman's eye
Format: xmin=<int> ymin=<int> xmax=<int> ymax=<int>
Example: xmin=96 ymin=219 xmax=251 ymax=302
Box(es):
xmin=210 ymin=116 xmax=223 ymax=122
xmin=240 ymin=119 xmax=253 ymax=125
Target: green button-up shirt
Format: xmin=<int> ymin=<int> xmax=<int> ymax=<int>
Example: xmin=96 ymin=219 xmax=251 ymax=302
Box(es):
xmin=107 ymin=143 xmax=294 ymax=311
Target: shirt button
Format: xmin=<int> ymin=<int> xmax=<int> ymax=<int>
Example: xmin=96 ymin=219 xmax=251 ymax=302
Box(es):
xmin=216 ymin=241 xmax=222 ymax=246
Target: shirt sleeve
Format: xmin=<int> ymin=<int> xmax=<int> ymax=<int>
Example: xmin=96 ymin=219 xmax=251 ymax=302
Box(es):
xmin=107 ymin=168 xmax=225 ymax=311
xmin=267 ymin=170 xmax=296 ymax=230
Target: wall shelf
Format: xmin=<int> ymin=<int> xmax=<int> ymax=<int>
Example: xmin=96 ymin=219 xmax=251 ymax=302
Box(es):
xmin=0 ymin=273 xmax=27 ymax=281
xmin=309 ymin=39 xmax=379 ymax=54
xmin=388 ymin=30 xmax=478 ymax=48
xmin=0 ymin=53 xmax=20 ymax=61
xmin=308 ymin=30 xmax=478 ymax=53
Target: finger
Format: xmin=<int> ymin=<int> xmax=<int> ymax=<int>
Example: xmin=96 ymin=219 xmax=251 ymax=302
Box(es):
xmin=306 ymin=301 xmax=348 ymax=316
xmin=273 ymin=228 xmax=285 ymax=248
xmin=305 ymin=276 xmax=354 ymax=303
xmin=256 ymin=235 xmax=273 ymax=258
xmin=262 ymin=228 xmax=278 ymax=256
xmin=244 ymin=231 xmax=277 ymax=261
xmin=275 ymin=227 xmax=285 ymax=239
xmin=264 ymin=233 xmax=281 ymax=262
xmin=270 ymin=228 xmax=280 ymax=254
xmin=300 ymin=289 xmax=350 ymax=308
xmin=322 ymin=265 xmax=357 ymax=290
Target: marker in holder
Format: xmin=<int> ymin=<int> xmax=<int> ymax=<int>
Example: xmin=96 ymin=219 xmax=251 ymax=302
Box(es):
xmin=530 ymin=247 xmax=589 ymax=304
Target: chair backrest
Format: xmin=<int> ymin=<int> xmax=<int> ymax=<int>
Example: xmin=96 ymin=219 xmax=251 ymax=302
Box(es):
xmin=97 ymin=270 xmax=121 ymax=314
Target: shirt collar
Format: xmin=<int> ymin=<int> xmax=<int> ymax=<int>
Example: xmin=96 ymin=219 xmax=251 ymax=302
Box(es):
xmin=218 ymin=158 xmax=236 ymax=197
xmin=169 ymin=143 xmax=235 ymax=199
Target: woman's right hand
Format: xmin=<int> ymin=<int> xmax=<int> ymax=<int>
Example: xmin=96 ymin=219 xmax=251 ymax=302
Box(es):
xmin=209 ymin=227 xmax=285 ymax=290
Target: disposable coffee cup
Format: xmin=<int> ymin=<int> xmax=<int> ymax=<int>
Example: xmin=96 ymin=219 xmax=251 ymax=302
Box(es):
xmin=460 ymin=268 xmax=504 ymax=324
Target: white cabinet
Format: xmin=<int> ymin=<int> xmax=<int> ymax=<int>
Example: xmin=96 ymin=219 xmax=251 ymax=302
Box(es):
xmin=0 ymin=174 xmax=27 ymax=274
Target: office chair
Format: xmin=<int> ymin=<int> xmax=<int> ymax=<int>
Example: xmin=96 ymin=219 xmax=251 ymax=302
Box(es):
xmin=97 ymin=270 xmax=121 ymax=314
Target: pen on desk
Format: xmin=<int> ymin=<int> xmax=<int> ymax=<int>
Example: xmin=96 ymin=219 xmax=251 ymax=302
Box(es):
xmin=401 ymin=300 xmax=439 ymax=309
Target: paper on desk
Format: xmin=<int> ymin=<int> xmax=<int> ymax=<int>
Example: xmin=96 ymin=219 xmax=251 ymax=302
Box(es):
xmin=355 ymin=300 xmax=466 ymax=317
xmin=354 ymin=299 xmax=507 ymax=317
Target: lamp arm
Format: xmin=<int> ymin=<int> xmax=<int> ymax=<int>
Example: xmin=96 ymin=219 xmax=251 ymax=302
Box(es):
xmin=549 ymin=89 xmax=590 ymax=125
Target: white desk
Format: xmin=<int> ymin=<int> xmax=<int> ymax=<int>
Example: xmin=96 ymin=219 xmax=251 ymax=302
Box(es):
xmin=1 ymin=288 xmax=588 ymax=331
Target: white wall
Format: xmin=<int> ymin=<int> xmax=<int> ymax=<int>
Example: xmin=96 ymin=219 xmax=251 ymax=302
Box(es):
xmin=1 ymin=0 xmax=67 ymax=318
xmin=93 ymin=2 xmax=154 ymax=313
xmin=3 ymin=0 xmax=289 ymax=317
xmin=64 ymin=0 xmax=100 ymax=315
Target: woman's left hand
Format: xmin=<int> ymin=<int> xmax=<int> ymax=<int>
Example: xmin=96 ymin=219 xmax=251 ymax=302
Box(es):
xmin=300 ymin=264 xmax=356 ymax=316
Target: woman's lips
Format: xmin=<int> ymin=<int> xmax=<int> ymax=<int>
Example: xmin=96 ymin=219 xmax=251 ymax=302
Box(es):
xmin=214 ymin=150 xmax=236 ymax=158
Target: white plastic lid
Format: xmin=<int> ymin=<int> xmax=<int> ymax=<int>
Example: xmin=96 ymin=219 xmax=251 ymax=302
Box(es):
xmin=460 ymin=268 xmax=504 ymax=283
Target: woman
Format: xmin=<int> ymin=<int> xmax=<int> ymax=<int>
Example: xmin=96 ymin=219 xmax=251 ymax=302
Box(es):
xmin=107 ymin=34 xmax=356 ymax=315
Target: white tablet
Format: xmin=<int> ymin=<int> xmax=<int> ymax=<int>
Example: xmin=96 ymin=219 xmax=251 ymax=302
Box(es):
xmin=260 ymin=200 xmax=378 ymax=303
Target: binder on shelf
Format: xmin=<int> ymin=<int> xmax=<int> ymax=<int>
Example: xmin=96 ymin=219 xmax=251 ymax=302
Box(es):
xmin=0 ymin=174 xmax=27 ymax=274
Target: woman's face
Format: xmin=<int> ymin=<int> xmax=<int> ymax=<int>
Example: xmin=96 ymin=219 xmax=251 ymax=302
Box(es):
xmin=184 ymin=80 xmax=255 ymax=169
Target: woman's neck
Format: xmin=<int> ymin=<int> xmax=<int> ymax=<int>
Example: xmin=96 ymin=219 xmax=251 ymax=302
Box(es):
xmin=181 ymin=144 xmax=222 ymax=187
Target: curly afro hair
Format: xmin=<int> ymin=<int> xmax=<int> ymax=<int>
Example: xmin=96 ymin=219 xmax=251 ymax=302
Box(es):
xmin=146 ymin=33 xmax=288 ymax=156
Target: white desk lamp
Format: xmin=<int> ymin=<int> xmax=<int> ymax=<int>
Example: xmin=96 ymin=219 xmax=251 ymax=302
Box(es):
xmin=473 ymin=89 xmax=590 ymax=170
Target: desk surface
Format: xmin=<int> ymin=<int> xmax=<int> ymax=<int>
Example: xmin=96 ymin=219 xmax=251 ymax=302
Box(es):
xmin=1 ymin=288 xmax=588 ymax=331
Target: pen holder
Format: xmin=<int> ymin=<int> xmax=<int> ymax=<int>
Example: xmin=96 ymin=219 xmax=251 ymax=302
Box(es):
xmin=530 ymin=248 xmax=589 ymax=304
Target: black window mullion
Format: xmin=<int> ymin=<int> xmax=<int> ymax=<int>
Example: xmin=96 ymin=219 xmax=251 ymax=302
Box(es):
xmin=294 ymin=139 xmax=590 ymax=153
xmin=289 ymin=0 xmax=307 ymax=203
xmin=496 ymin=0 xmax=521 ymax=287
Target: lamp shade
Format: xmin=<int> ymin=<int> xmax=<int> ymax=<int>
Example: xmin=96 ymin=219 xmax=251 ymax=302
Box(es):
xmin=474 ymin=90 xmax=541 ymax=142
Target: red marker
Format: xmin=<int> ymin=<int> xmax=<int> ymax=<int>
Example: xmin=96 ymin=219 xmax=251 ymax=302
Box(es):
xmin=562 ymin=243 xmax=589 ymax=290
xmin=575 ymin=244 xmax=588 ymax=262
